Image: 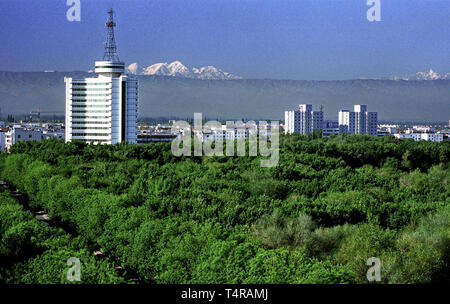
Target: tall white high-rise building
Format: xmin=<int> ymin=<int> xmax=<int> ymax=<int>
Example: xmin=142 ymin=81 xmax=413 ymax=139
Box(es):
xmin=354 ymin=104 xmax=367 ymax=134
xmin=338 ymin=110 xmax=355 ymax=134
xmin=65 ymin=9 xmax=138 ymax=145
xmin=284 ymin=104 xmax=323 ymax=135
xmin=338 ymin=105 xmax=377 ymax=136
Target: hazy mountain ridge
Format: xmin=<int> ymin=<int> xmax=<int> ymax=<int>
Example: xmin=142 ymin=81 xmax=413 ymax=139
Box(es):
xmin=390 ymin=69 xmax=450 ymax=81
xmin=0 ymin=71 xmax=449 ymax=121
xmin=126 ymin=61 xmax=242 ymax=80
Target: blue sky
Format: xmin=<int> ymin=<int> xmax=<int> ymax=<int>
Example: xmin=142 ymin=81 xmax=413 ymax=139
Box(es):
xmin=0 ymin=0 xmax=449 ymax=80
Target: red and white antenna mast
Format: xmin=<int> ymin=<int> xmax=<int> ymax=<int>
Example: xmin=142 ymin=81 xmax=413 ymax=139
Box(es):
xmin=103 ymin=8 xmax=120 ymax=62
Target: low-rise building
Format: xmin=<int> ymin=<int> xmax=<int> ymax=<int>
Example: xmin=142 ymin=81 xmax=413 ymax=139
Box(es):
xmin=377 ymin=130 xmax=393 ymax=137
xmin=137 ymin=132 xmax=179 ymax=143
xmin=413 ymin=126 xmax=436 ymax=133
xmin=200 ymin=126 xmax=250 ymax=142
xmin=43 ymin=130 xmax=65 ymax=140
xmin=394 ymin=133 xmax=443 ymax=142
xmin=322 ymin=127 xmax=340 ymax=137
xmin=5 ymin=127 xmax=43 ymax=150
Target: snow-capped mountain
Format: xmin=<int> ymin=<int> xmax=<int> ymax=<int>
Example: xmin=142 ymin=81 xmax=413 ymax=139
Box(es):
xmin=192 ymin=66 xmax=240 ymax=80
xmin=126 ymin=62 xmax=139 ymax=75
xmin=141 ymin=62 xmax=171 ymax=76
xmin=390 ymin=69 xmax=450 ymax=80
xmin=127 ymin=61 xmax=241 ymax=80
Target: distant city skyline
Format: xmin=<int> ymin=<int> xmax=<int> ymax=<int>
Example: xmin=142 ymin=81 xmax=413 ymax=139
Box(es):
xmin=0 ymin=0 xmax=449 ymax=80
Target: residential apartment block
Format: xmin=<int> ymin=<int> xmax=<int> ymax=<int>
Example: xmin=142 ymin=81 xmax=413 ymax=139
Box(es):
xmin=338 ymin=105 xmax=377 ymax=136
xmin=284 ymin=104 xmax=323 ymax=135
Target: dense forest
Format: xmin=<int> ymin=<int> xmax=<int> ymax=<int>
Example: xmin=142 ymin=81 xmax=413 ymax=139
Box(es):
xmin=0 ymin=134 xmax=448 ymax=284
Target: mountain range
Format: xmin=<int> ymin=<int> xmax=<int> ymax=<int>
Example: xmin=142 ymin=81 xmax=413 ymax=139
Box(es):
xmin=126 ymin=61 xmax=241 ymax=80
xmin=0 ymin=71 xmax=449 ymax=122
xmin=390 ymin=69 xmax=450 ymax=81
xmin=127 ymin=62 xmax=450 ymax=82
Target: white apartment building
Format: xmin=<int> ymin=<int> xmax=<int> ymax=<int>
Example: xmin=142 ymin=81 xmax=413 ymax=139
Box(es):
xmin=198 ymin=125 xmax=250 ymax=142
xmin=413 ymin=126 xmax=436 ymax=133
xmin=395 ymin=133 xmax=443 ymax=142
xmin=338 ymin=105 xmax=377 ymax=136
xmin=192 ymin=121 xmax=277 ymax=142
xmin=42 ymin=130 xmax=65 ymax=140
xmin=354 ymin=105 xmax=367 ymax=134
xmin=65 ymin=9 xmax=137 ymax=145
xmin=4 ymin=127 xmax=43 ymax=151
xmin=338 ymin=110 xmax=356 ymax=134
xmin=322 ymin=127 xmax=340 ymax=137
xmin=285 ymin=104 xmax=323 ymax=135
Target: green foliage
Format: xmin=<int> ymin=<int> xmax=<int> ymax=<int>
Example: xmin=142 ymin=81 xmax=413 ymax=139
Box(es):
xmin=17 ymin=248 xmax=125 ymax=284
xmin=0 ymin=189 xmax=123 ymax=283
xmin=252 ymin=209 xmax=316 ymax=249
xmin=243 ymin=247 xmax=353 ymax=284
xmin=1 ymin=134 xmax=449 ymax=284
xmin=383 ymin=206 xmax=450 ymax=283
xmin=334 ymin=223 xmax=397 ymax=283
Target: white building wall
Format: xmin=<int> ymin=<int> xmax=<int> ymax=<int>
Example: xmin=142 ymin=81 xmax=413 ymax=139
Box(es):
xmin=394 ymin=133 xmax=443 ymax=142
xmin=338 ymin=110 xmax=356 ymax=134
xmin=4 ymin=128 xmax=43 ymax=150
xmin=66 ymin=77 xmax=113 ymax=144
xmin=284 ymin=111 xmax=294 ymax=134
xmin=421 ymin=133 xmax=443 ymax=142
xmin=354 ymin=105 xmax=367 ymax=134
xmin=65 ymin=77 xmax=72 ymax=143
xmin=299 ymin=104 xmax=312 ymax=135
xmin=65 ymin=63 xmax=138 ymax=145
